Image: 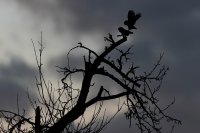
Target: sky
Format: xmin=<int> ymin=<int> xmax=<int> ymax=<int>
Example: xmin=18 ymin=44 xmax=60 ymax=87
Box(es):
xmin=0 ymin=0 xmax=200 ymax=132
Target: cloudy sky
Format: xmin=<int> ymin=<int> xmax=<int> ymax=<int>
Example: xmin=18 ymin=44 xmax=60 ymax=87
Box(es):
xmin=0 ymin=0 xmax=200 ymax=132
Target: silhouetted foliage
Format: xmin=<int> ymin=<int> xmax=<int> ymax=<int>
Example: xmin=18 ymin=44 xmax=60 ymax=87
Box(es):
xmin=0 ymin=10 xmax=181 ymax=133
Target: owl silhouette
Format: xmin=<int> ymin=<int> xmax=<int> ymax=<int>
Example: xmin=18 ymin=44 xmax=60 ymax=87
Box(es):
xmin=124 ymin=10 xmax=141 ymax=30
xmin=118 ymin=27 xmax=133 ymax=37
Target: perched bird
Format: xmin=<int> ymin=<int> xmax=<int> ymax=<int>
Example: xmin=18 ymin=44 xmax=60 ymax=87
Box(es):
xmin=124 ymin=10 xmax=141 ymax=30
xmin=118 ymin=27 xmax=133 ymax=37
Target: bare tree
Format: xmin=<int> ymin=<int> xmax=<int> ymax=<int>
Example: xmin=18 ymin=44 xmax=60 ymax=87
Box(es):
xmin=0 ymin=10 xmax=181 ymax=133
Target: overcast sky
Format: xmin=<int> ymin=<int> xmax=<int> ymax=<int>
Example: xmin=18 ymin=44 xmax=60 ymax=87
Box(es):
xmin=0 ymin=0 xmax=200 ymax=132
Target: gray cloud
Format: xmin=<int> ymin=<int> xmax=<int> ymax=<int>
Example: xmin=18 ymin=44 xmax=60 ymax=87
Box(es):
xmin=0 ymin=57 xmax=37 ymax=111
xmin=11 ymin=0 xmax=200 ymax=132
xmin=0 ymin=80 xmax=27 ymax=111
xmin=14 ymin=0 xmax=200 ymax=60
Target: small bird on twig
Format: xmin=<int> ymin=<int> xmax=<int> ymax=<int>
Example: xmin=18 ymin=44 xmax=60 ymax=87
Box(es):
xmin=118 ymin=27 xmax=133 ymax=37
xmin=124 ymin=10 xmax=141 ymax=30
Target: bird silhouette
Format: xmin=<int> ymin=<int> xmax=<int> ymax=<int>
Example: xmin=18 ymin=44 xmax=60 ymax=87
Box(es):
xmin=118 ymin=27 xmax=133 ymax=37
xmin=124 ymin=10 xmax=141 ymax=30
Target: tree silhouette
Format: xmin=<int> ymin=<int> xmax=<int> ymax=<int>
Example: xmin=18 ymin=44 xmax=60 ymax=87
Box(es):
xmin=0 ymin=10 xmax=181 ymax=133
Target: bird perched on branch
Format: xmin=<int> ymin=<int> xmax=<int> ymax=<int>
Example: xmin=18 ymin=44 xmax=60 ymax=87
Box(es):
xmin=118 ymin=27 xmax=133 ymax=37
xmin=124 ymin=10 xmax=141 ymax=30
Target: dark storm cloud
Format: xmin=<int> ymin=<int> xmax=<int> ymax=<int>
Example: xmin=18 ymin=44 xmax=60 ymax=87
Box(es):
xmin=0 ymin=80 xmax=26 ymax=110
xmin=14 ymin=0 xmax=200 ymax=132
xmin=0 ymin=57 xmax=37 ymax=111
xmin=0 ymin=57 xmax=37 ymax=88
xmin=15 ymin=0 xmax=200 ymax=57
